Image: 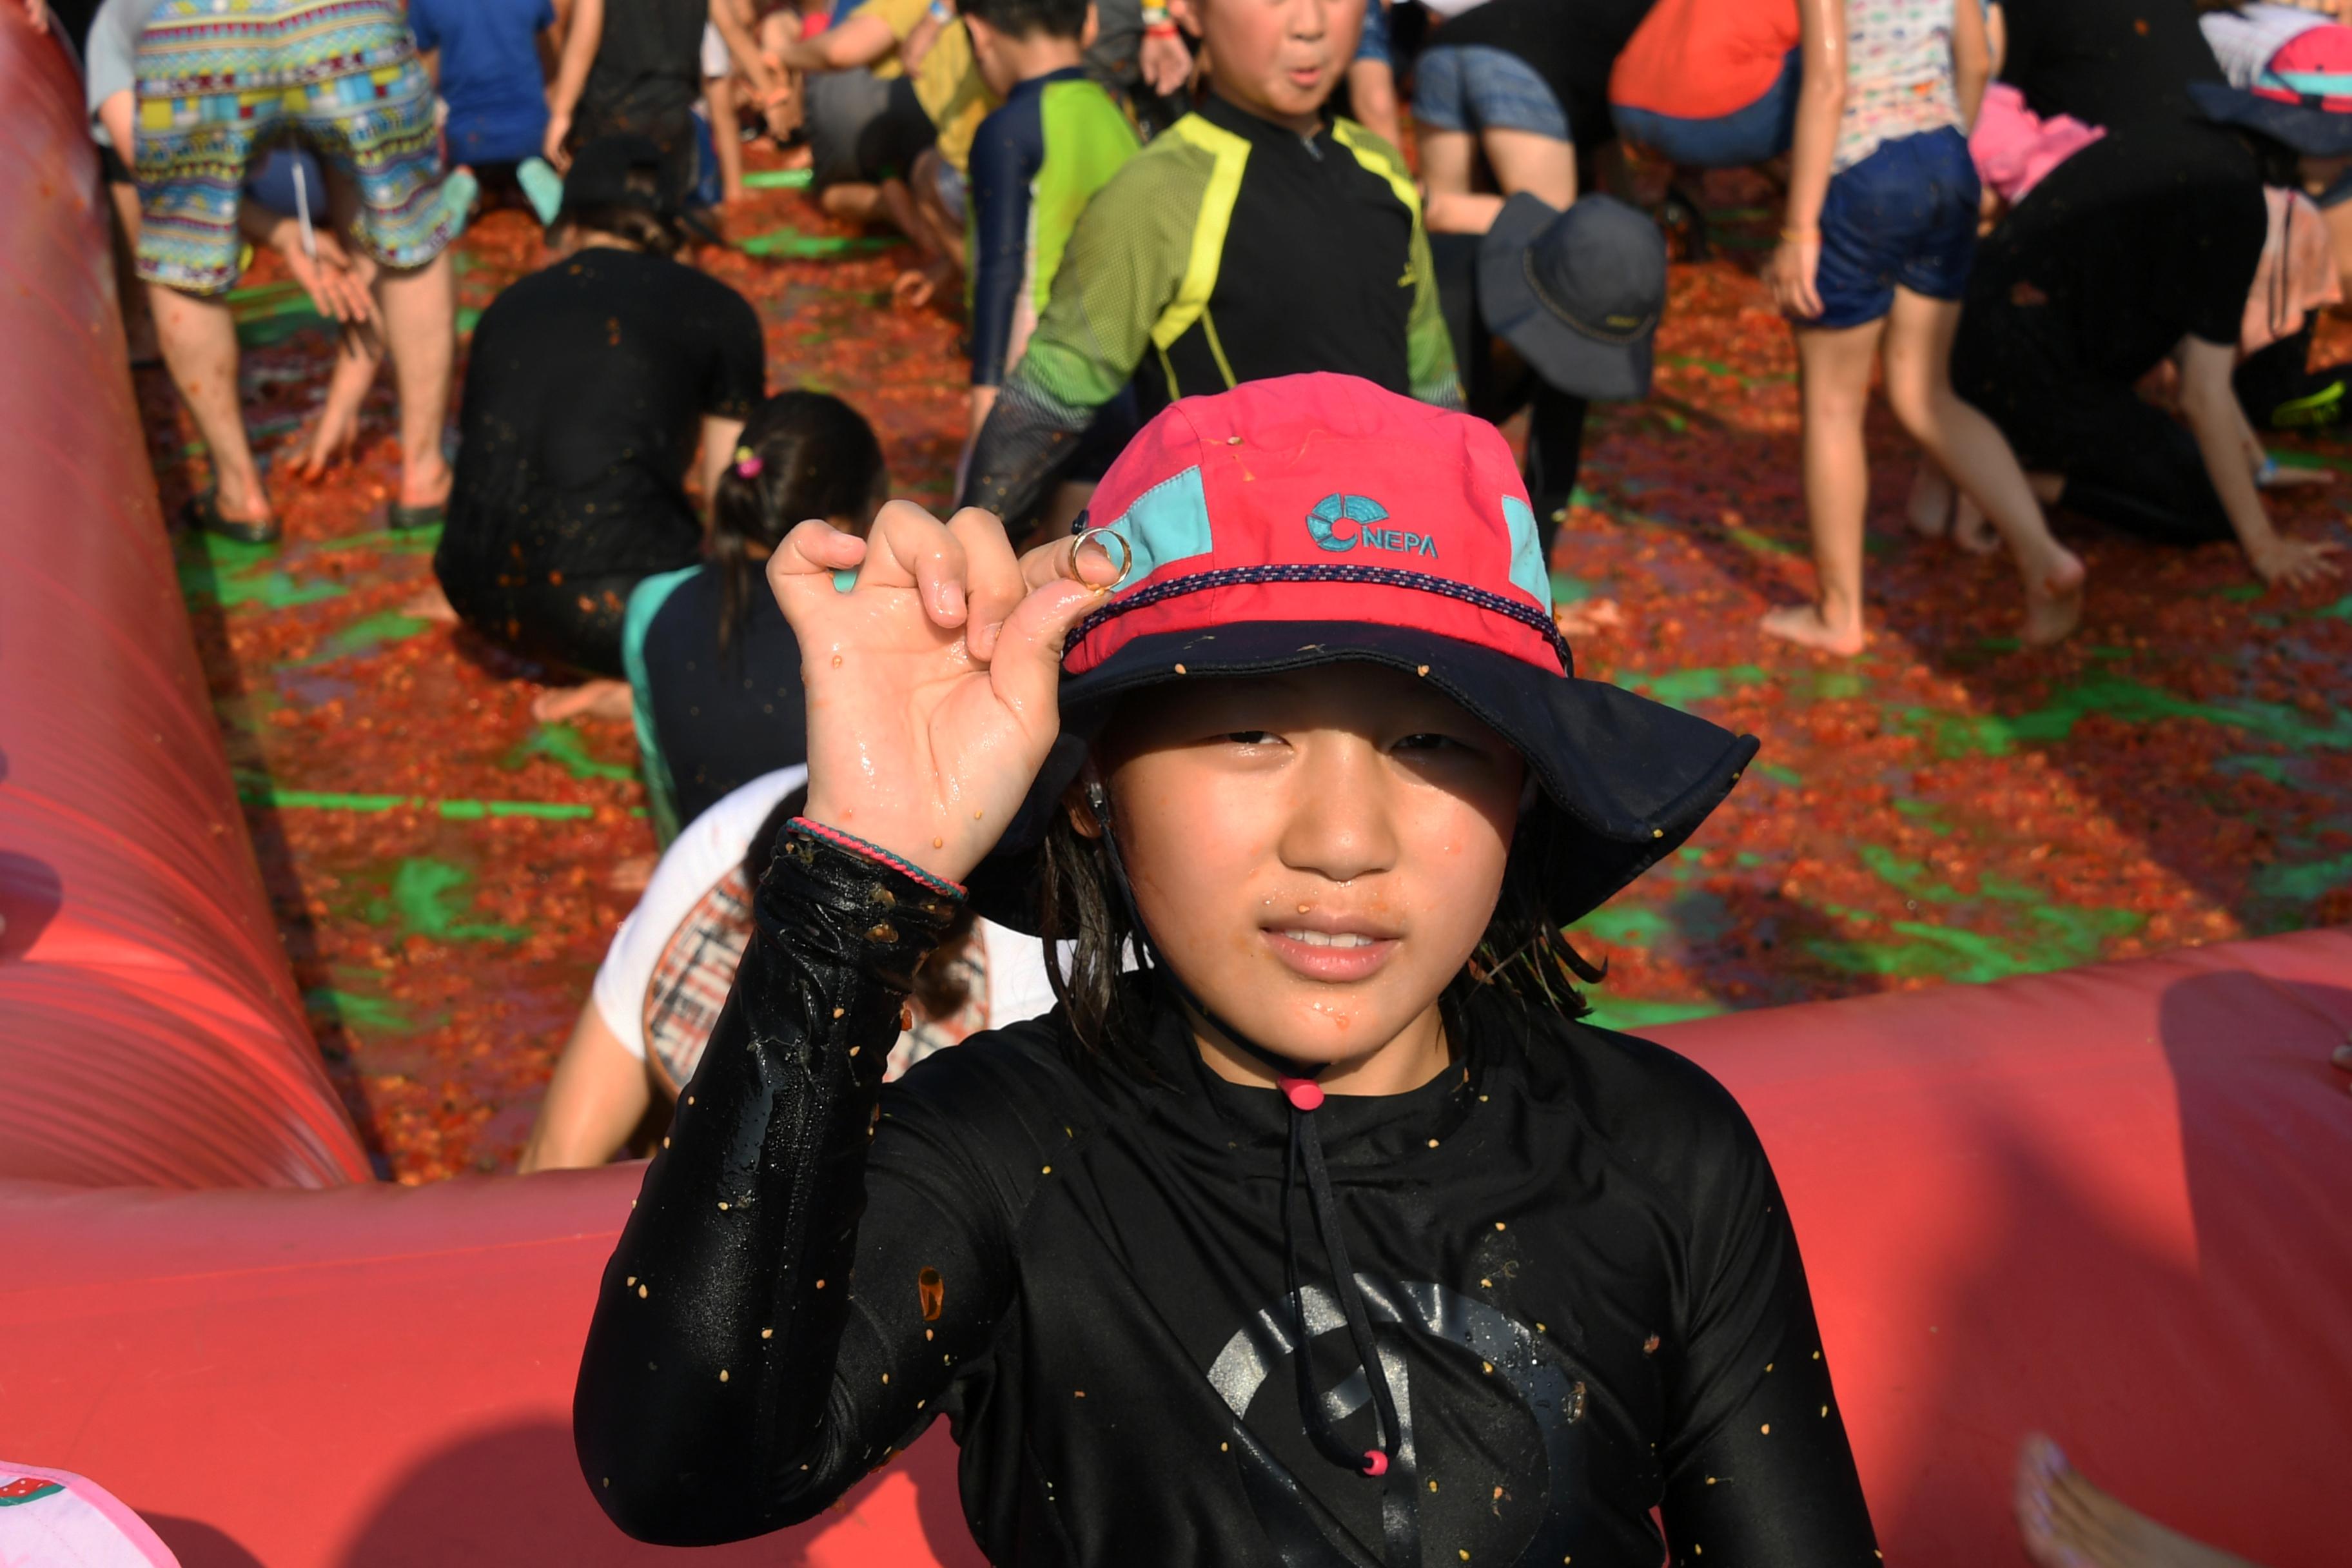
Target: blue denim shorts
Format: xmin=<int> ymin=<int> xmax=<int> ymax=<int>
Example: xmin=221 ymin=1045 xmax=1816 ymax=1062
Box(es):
xmin=1812 ymin=126 xmax=1981 ymax=329
xmin=1413 ymin=44 xmax=1570 ymax=140
xmin=1612 ymin=48 xmax=1800 ymax=168
xmin=1355 ymin=0 xmax=1391 ymax=65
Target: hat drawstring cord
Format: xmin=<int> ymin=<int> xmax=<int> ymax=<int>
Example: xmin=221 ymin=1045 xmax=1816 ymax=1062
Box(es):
xmin=1084 ymin=784 xmax=1420 ymax=1568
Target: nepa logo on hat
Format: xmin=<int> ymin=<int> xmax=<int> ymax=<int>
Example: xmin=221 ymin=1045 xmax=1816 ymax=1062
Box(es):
xmin=1306 ymin=493 xmax=1438 ymax=558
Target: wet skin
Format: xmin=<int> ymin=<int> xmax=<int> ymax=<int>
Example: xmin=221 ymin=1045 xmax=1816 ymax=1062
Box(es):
xmin=1089 ymin=662 xmax=1524 ymax=1098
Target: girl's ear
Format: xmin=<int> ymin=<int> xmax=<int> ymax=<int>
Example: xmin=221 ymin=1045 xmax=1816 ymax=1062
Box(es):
xmin=1061 ymin=765 xmax=1106 ymax=839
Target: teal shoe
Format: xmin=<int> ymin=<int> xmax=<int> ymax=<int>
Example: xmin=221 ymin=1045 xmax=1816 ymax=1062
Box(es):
xmin=439 ymin=168 xmax=480 ymax=238
xmin=518 ymin=157 xmax=565 ymax=227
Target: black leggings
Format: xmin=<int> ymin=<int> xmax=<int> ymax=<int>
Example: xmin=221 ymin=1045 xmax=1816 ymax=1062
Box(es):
xmin=1952 ymin=299 xmax=2231 ymax=547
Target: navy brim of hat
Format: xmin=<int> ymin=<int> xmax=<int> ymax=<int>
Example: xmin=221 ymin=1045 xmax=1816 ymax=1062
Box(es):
xmin=965 ymin=621 xmax=1759 ymax=936
xmin=1477 ymin=192 xmax=1654 ymax=404
xmin=2190 ymin=81 xmax=2352 ymax=157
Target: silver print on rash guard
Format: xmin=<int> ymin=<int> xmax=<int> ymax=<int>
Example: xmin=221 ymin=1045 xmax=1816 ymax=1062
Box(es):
xmin=1212 ymin=1275 xmax=1591 ymax=1567
xmin=574 ymin=831 xmax=1881 ymax=1565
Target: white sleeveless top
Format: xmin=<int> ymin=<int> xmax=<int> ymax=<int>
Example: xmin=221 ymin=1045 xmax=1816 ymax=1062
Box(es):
xmin=1834 ymin=0 xmax=1965 ymax=172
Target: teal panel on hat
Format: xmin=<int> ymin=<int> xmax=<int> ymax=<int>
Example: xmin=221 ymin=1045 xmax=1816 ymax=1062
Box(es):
xmin=1502 ymin=496 xmax=1553 ymax=611
xmin=1104 ymin=465 xmax=1213 ymax=587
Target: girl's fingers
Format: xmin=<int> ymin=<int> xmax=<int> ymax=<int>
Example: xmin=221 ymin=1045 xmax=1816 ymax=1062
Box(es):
xmin=986 ymin=576 xmax=1108 ymax=730
xmin=863 ymin=500 xmax=972 ymax=625
xmin=767 ymin=519 xmax=868 ymax=632
xmin=948 ymin=506 xmax=1025 ymax=662
xmin=1015 ymin=530 xmax=1128 ymax=594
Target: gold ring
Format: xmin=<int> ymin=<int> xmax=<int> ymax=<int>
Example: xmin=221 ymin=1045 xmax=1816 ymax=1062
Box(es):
xmin=1070 ymin=525 xmax=1132 ymax=586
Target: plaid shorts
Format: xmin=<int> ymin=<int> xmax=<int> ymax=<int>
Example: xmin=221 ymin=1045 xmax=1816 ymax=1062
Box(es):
xmin=133 ymin=0 xmax=453 ymax=294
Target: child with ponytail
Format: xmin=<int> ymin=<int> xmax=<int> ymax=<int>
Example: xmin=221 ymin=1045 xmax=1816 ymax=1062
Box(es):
xmin=622 ymin=389 xmax=889 ymax=841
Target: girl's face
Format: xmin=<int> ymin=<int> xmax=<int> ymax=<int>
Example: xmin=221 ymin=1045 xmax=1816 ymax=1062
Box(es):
xmin=1096 ymin=663 xmax=1523 ymax=1083
xmin=1197 ymin=0 xmax=1362 ymax=132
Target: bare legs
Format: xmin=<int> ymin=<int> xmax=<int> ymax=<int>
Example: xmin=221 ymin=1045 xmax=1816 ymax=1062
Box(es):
xmin=1765 ymin=287 xmax=2085 ymax=654
xmin=150 ymin=284 xmax=274 ymax=529
xmin=1763 ymin=314 xmax=1879 ymax=654
xmin=2015 ymin=1435 xmax=2263 ymax=1568
xmin=1418 ymin=125 xmax=1576 ymax=235
xmin=375 ymin=251 xmax=456 ymax=512
xmin=1880 ymin=289 xmax=2084 ymax=644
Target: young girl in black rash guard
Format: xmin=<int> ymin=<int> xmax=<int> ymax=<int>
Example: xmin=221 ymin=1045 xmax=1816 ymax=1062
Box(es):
xmin=574 ymin=373 xmax=1881 ymax=1567
xmin=623 ymin=389 xmax=890 ymax=840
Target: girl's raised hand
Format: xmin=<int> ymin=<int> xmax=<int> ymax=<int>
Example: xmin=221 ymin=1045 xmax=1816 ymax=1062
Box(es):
xmin=768 ymin=503 xmax=1122 ymax=885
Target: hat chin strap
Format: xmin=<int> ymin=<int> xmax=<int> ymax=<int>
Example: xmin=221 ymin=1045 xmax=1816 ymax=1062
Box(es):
xmin=1082 ymin=783 xmax=1421 ymax=1568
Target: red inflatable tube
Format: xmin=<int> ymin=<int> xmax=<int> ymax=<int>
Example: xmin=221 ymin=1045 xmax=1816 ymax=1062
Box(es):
xmin=0 ymin=13 xmax=369 ymax=1189
xmin=5 ymin=14 xmax=2350 ymax=1567
xmin=4 ymin=930 xmax=2347 ymax=1567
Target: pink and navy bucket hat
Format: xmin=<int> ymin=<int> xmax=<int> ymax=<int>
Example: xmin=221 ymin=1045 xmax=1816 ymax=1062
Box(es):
xmin=968 ymin=373 xmax=1759 ymax=932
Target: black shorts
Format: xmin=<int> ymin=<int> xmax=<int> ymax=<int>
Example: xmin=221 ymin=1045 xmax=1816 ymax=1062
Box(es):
xmin=861 ymin=75 xmax=937 ymax=184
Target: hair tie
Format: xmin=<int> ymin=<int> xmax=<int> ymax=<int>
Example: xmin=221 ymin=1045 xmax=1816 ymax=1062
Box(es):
xmin=734 ymin=446 xmax=763 ymax=478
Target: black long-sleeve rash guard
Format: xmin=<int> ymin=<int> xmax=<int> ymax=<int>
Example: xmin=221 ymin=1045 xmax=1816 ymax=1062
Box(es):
xmin=576 ymin=829 xmax=1882 ymax=1567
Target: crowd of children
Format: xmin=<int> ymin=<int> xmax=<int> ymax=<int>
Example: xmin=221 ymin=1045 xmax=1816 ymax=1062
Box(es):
xmin=21 ymin=0 xmax=2352 ymax=1558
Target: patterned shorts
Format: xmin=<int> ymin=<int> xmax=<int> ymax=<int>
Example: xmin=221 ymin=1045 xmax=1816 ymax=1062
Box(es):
xmin=133 ymin=0 xmax=453 ymax=295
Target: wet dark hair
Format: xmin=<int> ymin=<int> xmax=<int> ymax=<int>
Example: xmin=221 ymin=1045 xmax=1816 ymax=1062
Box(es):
xmin=709 ymin=391 xmax=890 ymax=655
xmin=744 ymin=777 xmax=978 ymax=1020
xmin=958 ymin=0 xmax=1089 ymax=40
xmin=1036 ymin=783 xmax=1600 ymax=1082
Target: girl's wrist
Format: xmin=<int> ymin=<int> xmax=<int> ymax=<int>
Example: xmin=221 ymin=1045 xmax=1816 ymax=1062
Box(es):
xmin=790 ymin=817 xmax=968 ymax=900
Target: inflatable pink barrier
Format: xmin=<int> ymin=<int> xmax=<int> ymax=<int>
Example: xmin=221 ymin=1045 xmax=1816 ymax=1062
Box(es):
xmin=0 ymin=12 xmax=368 ymax=1192
xmin=4 ymin=932 xmax=2347 ymax=1567
xmin=3 ymin=12 xmax=2348 ymax=1568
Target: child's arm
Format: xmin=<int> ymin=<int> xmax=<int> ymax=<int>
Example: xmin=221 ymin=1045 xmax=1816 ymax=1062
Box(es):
xmin=1770 ymin=0 xmax=1846 ymax=321
xmin=2175 ymin=335 xmax=2342 ymax=585
xmin=966 ymin=109 xmax=1043 ymax=395
xmin=1952 ymin=0 xmax=1990 ymax=129
xmin=773 ymin=8 xmax=897 ymax=72
xmin=710 ymin=0 xmax=782 ymax=104
xmin=545 ymin=0 xmax=605 ymax=168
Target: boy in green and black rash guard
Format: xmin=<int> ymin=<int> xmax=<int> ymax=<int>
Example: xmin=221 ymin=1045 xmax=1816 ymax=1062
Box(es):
xmin=958 ymin=0 xmax=1460 ymax=526
xmin=958 ymin=0 xmax=1140 ymax=466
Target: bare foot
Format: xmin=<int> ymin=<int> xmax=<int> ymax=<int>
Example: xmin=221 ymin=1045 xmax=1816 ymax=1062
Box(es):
xmin=2015 ymin=1434 xmax=2262 ymax=1568
xmin=607 ymin=852 xmax=657 ymax=896
xmin=1907 ymin=460 xmax=1955 ymax=539
xmin=1556 ymin=597 xmax=1625 ymax=639
xmin=1952 ymin=495 xmax=2001 ymax=556
xmin=1759 ymin=603 xmax=1867 ymax=656
xmin=532 ymin=678 xmax=633 ymax=724
xmin=893 ymin=257 xmax=955 ymax=310
xmin=402 ymin=583 xmax=458 ymax=622
xmin=2021 ymin=544 xmax=2087 ymax=647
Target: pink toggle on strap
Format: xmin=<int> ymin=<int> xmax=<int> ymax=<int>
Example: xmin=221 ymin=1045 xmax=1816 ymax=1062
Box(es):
xmin=1362 ymin=1449 xmax=1389 ymax=1476
xmin=1279 ymin=1076 xmax=1324 ymax=1112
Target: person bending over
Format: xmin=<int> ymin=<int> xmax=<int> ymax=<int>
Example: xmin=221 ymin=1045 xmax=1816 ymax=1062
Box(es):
xmin=1951 ymin=112 xmax=2342 ymax=588
xmin=520 ymin=767 xmax=1054 ymax=1171
xmin=769 ymin=0 xmax=998 ymax=299
xmin=432 ymin=137 xmax=765 ymax=680
xmin=575 ymin=373 xmax=1879 ymax=1565
xmin=1411 ymin=0 xmax=1592 ymax=233
xmin=1765 ymin=0 xmax=2084 ymax=654
xmin=960 ymin=0 xmax=1459 ymax=531
xmin=1432 ymin=191 xmax=1665 ymax=565
xmin=130 ymin=0 xmax=459 ymax=544
xmin=624 ymin=391 xmax=889 ymax=841
xmin=957 ymin=0 xmax=1139 ymax=515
